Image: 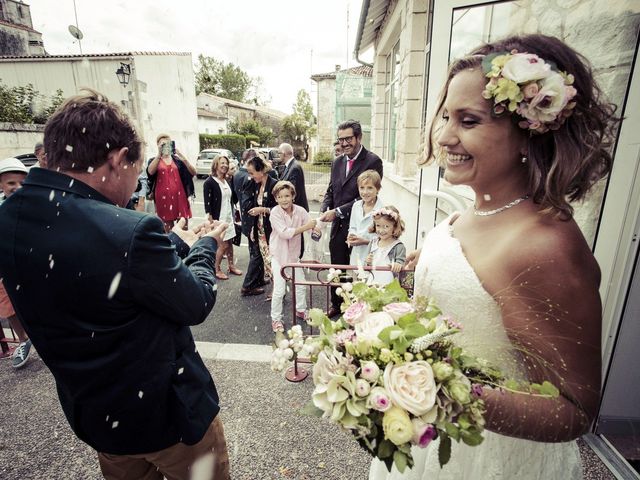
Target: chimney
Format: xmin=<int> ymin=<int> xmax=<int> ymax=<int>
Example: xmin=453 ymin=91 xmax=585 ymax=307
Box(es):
xmin=335 ymin=64 xmax=341 ymax=72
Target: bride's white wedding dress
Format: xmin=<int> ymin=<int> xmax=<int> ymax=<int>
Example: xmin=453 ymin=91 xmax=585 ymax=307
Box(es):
xmin=369 ymin=214 xmax=582 ymax=479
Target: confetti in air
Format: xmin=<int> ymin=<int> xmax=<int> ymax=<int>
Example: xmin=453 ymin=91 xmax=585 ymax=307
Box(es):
xmin=111 ymin=421 xmax=119 ymax=429
xmin=69 ymin=179 xmax=74 ymax=187
xmin=106 ymin=142 xmax=110 ymax=149
xmin=82 ymin=127 xmax=86 ymax=133
xmin=65 ymin=145 xmax=73 ymax=152
xmin=138 ymin=391 xmax=144 ymax=399
xmin=108 ymin=272 xmax=122 ymax=299
xmin=49 ymin=190 xmax=55 ymax=201
xmin=49 ymin=259 xmax=55 ymax=269
xmin=87 ymin=166 xmax=94 ymax=173
xmin=178 ymin=367 xmax=184 ymax=375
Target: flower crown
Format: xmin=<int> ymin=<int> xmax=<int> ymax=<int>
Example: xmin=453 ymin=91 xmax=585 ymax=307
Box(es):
xmin=481 ymin=50 xmax=577 ymax=134
xmin=373 ymin=208 xmax=399 ymax=220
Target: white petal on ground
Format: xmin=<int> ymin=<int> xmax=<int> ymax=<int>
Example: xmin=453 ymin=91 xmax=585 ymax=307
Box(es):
xmin=108 ymin=272 xmax=122 ymax=300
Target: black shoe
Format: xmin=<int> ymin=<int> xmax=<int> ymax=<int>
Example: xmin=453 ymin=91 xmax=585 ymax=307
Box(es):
xmin=240 ymin=287 xmax=265 ymax=297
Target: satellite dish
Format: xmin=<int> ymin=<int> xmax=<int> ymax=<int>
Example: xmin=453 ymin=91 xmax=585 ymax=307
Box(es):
xmin=68 ymin=25 xmax=84 ymax=40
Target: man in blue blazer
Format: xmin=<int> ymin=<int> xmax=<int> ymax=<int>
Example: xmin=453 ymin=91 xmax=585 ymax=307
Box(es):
xmin=320 ymin=120 xmax=383 ymax=317
xmin=0 ymin=89 xmax=230 ymax=479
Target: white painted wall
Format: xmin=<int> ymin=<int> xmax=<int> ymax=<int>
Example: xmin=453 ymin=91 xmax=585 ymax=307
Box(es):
xmin=0 ymin=122 xmax=43 ymax=159
xmin=0 ymin=53 xmax=200 ymax=164
xmin=132 ymin=54 xmax=199 ymax=163
xmin=198 ymin=115 xmax=226 ymax=135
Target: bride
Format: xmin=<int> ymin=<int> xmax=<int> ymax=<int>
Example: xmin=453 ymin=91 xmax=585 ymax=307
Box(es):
xmin=370 ymin=34 xmax=617 ymax=479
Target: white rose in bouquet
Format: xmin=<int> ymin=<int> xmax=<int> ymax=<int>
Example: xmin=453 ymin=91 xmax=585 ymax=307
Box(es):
xmin=355 ymin=312 xmax=395 ymax=343
xmin=383 ymin=361 xmax=438 ymax=416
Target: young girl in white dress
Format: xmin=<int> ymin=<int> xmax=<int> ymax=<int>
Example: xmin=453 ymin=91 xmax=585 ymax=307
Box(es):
xmin=347 ymin=170 xmax=385 ymax=267
xmin=369 ymin=33 xmax=617 ymax=479
xmin=364 ymin=206 xmax=406 ymax=286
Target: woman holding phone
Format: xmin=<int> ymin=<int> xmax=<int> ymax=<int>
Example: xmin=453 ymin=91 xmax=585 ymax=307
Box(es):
xmin=147 ymin=133 xmax=196 ymax=232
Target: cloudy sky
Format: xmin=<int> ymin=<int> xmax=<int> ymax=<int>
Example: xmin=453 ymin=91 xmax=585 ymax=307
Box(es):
xmin=25 ymin=0 xmax=367 ymax=114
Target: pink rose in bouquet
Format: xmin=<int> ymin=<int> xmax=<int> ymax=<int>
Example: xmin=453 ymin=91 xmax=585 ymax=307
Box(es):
xmin=343 ymin=301 xmax=369 ymax=326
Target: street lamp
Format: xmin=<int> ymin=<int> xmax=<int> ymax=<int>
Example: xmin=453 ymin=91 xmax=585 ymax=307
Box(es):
xmin=115 ymin=63 xmax=131 ymax=87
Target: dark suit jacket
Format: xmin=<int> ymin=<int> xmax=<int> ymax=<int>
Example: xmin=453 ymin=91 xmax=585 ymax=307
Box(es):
xmin=0 ymin=168 xmax=220 ymax=455
xmin=233 ymin=167 xmax=251 ymax=234
xmin=241 ymin=175 xmax=278 ymax=239
xmin=203 ymin=175 xmax=237 ymax=220
xmin=281 ymin=158 xmax=309 ymax=211
xmin=321 ymin=146 xmax=383 ymax=238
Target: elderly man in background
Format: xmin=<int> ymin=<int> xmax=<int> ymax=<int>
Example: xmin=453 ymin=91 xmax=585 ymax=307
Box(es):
xmin=0 ymin=89 xmax=230 ymax=480
xmin=33 ymin=141 xmax=47 ymax=169
xmin=278 ymin=143 xmax=308 ymax=211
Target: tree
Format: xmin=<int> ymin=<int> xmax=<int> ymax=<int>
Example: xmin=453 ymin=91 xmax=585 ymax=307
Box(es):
xmin=281 ymin=89 xmax=316 ymax=160
xmin=195 ymin=54 xmax=258 ymax=103
xmin=228 ymin=118 xmax=274 ymax=146
xmin=0 ymin=82 xmax=64 ymax=124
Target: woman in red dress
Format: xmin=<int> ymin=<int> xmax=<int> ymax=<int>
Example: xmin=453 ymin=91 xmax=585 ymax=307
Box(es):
xmin=147 ymin=134 xmax=196 ymax=232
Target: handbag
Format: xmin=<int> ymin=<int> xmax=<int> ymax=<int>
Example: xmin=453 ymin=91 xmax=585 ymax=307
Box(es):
xmin=232 ymin=207 xmax=243 ymax=246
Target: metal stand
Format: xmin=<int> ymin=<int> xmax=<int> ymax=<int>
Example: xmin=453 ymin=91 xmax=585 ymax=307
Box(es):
xmin=285 ymin=364 xmax=308 ymax=382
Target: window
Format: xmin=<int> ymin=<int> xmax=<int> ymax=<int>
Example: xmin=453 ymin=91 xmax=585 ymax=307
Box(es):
xmin=383 ymin=40 xmax=400 ymax=162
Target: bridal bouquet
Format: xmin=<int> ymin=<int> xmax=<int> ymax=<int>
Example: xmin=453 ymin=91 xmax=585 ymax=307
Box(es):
xmin=272 ymin=277 xmax=559 ymax=473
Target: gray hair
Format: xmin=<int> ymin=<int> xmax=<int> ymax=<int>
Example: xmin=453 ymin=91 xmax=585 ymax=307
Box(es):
xmin=279 ymin=143 xmax=293 ymax=157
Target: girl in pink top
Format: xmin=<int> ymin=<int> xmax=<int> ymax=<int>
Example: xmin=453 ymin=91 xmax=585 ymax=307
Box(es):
xmin=269 ymin=181 xmax=318 ymax=333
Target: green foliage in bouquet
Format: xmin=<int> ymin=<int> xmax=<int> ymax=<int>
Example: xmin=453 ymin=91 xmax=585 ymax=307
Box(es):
xmin=274 ymin=280 xmax=560 ymax=473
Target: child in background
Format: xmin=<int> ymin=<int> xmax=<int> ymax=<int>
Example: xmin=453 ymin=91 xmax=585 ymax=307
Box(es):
xmin=365 ymin=206 xmax=406 ymax=286
xmin=347 ymin=170 xmax=384 ymax=266
xmin=0 ymin=157 xmax=33 ymax=368
xmin=269 ymin=181 xmax=318 ymax=333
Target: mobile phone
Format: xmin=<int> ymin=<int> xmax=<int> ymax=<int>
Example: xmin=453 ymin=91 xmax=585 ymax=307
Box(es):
xmin=171 ymin=140 xmax=176 ymax=155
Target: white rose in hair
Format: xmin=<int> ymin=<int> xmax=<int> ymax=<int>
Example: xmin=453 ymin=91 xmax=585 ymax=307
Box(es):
xmin=518 ymin=72 xmax=576 ymax=123
xmin=501 ymin=53 xmax=551 ymax=84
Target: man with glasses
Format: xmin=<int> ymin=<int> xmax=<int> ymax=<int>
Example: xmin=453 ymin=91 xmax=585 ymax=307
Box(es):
xmin=320 ymin=119 xmax=383 ymax=317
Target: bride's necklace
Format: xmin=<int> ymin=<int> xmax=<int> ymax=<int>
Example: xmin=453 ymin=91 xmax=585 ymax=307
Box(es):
xmin=473 ymin=194 xmax=530 ymax=216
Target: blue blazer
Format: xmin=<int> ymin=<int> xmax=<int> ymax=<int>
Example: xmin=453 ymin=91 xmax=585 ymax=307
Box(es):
xmin=0 ymin=168 xmax=220 ymax=455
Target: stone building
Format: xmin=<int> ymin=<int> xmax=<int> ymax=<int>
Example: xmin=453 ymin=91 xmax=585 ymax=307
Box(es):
xmin=0 ymin=0 xmax=44 ymax=56
xmin=354 ymin=0 xmax=640 ymax=475
xmin=311 ymin=64 xmax=373 ymax=154
xmin=197 ymin=92 xmax=287 ymax=144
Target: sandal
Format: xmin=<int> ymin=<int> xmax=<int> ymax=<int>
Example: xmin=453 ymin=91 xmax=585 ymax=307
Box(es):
xmin=215 ymin=271 xmax=229 ymax=280
xmin=271 ymin=320 xmax=284 ymax=332
xmin=228 ymin=266 xmax=243 ymax=276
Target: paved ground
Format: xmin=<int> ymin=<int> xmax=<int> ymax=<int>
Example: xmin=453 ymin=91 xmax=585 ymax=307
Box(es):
xmin=0 ymin=351 xmax=371 ymax=480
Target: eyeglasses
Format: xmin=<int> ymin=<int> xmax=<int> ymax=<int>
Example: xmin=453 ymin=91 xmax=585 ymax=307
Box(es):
xmin=337 ymin=135 xmax=355 ymax=144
